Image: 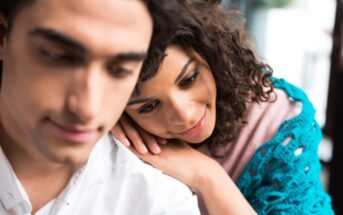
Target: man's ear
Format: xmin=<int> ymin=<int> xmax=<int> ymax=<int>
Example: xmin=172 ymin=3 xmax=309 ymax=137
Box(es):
xmin=0 ymin=14 xmax=8 ymax=60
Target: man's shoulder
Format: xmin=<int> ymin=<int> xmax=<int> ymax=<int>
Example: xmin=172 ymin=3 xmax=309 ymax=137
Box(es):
xmin=95 ymin=134 xmax=164 ymax=177
xmin=82 ymin=134 xmax=200 ymax=214
xmin=96 ymin=134 xmax=191 ymax=189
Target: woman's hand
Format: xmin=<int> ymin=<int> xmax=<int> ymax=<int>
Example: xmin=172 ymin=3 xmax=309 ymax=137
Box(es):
xmin=112 ymin=117 xmax=257 ymax=214
xmin=111 ymin=114 xmax=214 ymax=188
xmin=129 ymin=140 xmax=216 ymax=189
xmin=130 ymin=141 xmax=257 ymax=215
xmin=111 ymin=114 xmax=167 ymax=154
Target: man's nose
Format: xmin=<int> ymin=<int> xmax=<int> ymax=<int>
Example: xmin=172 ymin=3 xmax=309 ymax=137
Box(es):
xmin=67 ymin=67 xmax=103 ymax=123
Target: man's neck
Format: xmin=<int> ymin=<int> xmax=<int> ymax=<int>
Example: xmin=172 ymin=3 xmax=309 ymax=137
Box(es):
xmin=20 ymin=165 xmax=75 ymax=213
xmin=0 ymin=126 xmax=77 ymax=213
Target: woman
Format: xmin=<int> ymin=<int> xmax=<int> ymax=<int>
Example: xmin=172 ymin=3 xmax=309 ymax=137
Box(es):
xmin=112 ymin=0 xmax=334 ymax=214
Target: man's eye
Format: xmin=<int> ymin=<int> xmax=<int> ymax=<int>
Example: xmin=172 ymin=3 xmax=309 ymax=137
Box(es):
xmin=138 ymin=101 xmax=160 ymax=114
xmin=40 ymin=48 xmax=80 ymax=63
xmin=107 ymin=66 xmax=133 ymax=78
xmin=179 ymin=68 xmax=200 ymax=88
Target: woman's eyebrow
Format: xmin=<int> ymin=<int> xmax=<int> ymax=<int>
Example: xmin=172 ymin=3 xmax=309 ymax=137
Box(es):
xmin=127 ymin=57 xmax=195 ymax=106
xmin=174 ymin=57 xmax=195 ymax=84
xmin=127 ymin=97 xmax=153 ymax=106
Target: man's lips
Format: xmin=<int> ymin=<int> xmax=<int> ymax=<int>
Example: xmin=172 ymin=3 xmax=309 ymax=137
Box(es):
xmin=176 ymin=110 xmax=206 ymax=138
xmin=48 ymin=119 xmax=97 ymax=143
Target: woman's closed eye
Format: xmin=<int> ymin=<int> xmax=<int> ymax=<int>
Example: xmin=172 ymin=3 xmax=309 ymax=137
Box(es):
xmin=179 ymin=66 xmax=200 ymax=88
xmin=138 ymin=100 xmax=160 ymax=114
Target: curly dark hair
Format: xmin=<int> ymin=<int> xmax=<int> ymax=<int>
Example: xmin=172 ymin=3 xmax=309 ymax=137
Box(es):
xmin=140 ymin=0 xmax=275 ymax=157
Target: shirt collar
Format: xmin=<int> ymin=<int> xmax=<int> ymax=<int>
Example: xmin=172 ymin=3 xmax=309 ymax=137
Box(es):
xmin=0 ymin=134 xmax=114 ymax=214
xmin=50 ymin=133 xmax=119 ymax=212
xmin=0 ymin=146 xmax=32 ymax=214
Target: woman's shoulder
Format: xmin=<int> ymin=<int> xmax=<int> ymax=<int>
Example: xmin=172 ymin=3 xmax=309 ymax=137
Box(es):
xmin=236 ymin=78 xmax=333 ymax=214
xmin=245 ymin=81 xmax=303 ymax=149
xmin=244 ymin=77 xmax=317 ymax=151
xmin=215 ymin=85 xmax=302 ymax=180
xmin=199 ymin=78 xmax=309 ymax=181
xmin=264 ymin=77 xmax=319 ymax=148
xmin=239 ymin=78 xmax=322 ymax=180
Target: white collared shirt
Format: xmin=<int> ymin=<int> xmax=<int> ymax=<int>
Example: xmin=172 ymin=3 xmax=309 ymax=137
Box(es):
xmin=0 ymin=134 xmax=200 ymax=215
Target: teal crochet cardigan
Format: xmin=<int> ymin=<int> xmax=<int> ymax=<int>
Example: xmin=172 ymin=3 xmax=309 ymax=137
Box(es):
xmin=236 ymin=78 xmax=334 ymax=214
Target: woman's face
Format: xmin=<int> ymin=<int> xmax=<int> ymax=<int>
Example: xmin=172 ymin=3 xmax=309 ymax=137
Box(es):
xmin=125 ymin=45 xmax=217 ymax=144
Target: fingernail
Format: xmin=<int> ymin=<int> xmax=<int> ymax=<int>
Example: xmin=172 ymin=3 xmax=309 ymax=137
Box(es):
xmin=152 ymin=145 xmax=161 ymax=154
xmin=123 ymin=138 xmax=131 ymax=146
xmin=140 ymin=144 xmax=148 ymax=154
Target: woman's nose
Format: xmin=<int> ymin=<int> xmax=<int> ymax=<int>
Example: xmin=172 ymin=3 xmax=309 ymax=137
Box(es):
xmin=167 ymin=97 xmax=195 ymax=126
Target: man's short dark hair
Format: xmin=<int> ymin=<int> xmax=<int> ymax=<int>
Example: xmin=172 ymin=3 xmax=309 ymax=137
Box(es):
xmin=0 ymin=0 xmax=185 ymax=85
xmin=0 ymin=0 xmax=182 ymax=33
xmin=0 ymin=0 xmax=35 ymax=29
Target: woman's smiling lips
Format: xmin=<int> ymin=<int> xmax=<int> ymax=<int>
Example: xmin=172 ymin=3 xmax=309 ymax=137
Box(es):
xmin=177 ymin=110 xmax=206 ymax=138
xmin=48 ymin=119 xmax=97 ymax=143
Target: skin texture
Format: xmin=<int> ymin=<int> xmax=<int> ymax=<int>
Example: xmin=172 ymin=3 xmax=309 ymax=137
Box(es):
xmin=0 ymin=0 xmax=152 ymax=212
xmin=112 ymin=45 xmax=257 ymax=214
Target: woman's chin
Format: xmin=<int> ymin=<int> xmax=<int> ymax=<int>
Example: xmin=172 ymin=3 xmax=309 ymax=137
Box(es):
xmin=180 ymin=131 xmax=212 ymax=144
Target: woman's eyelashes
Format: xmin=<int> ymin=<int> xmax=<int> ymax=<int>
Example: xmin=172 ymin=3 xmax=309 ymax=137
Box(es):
xmin=179 ymin=65 xmax=200 ymax=88
xmin=138 ymin=100 xmax=160 ymax=114
xmin=136 ymin=65 xmax=201 ymax=115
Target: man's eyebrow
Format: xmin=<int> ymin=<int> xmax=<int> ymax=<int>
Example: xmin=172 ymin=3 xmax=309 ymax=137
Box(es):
xmin=127 ymin=97 xmax=153 ymax=106
xmin=29 ymin=28 xmax=148 ymax=61
xmin=113 ymin=52 xmax=147 ymax=62
xmin=29 ymin=28 xmax=86 ymax=53
xmin=174 ymin=57 xmax=195 ymax=84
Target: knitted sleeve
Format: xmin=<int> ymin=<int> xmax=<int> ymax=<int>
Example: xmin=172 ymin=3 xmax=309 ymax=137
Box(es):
xmin=237 ymin=79 xmax=334 ymax=215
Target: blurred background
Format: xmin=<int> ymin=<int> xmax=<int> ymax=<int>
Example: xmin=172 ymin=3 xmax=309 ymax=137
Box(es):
xmin=221 ymin=0 xmax=342 ymax=212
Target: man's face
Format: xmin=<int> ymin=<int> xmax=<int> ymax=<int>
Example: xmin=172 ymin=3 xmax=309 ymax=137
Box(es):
xmin=0 ymin=0 xmax=153 ymax=165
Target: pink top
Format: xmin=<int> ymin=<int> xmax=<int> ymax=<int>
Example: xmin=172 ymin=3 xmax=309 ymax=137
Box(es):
xmin=196 ymin=88 xmax=302 ymax=214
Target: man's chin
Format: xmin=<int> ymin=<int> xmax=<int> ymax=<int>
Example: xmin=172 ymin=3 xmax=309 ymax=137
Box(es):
xmin=41 ymin=144 xmax=95 ymax=168
xmin=48 ymin=153 xmax=91 ymax=171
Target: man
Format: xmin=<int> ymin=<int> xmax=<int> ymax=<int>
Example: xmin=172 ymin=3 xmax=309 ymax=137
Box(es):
xmin=0 ymin=0 xmax=199 ymax=214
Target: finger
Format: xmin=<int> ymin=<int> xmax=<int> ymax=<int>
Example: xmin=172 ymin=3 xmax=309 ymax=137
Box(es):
xmin=111 ymin=124 xmax=131 ymax=146
xmin=119 ymin=116 xmax=148 ymax=154
xmin=139 ymin=129 xmax=161 ymax=154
